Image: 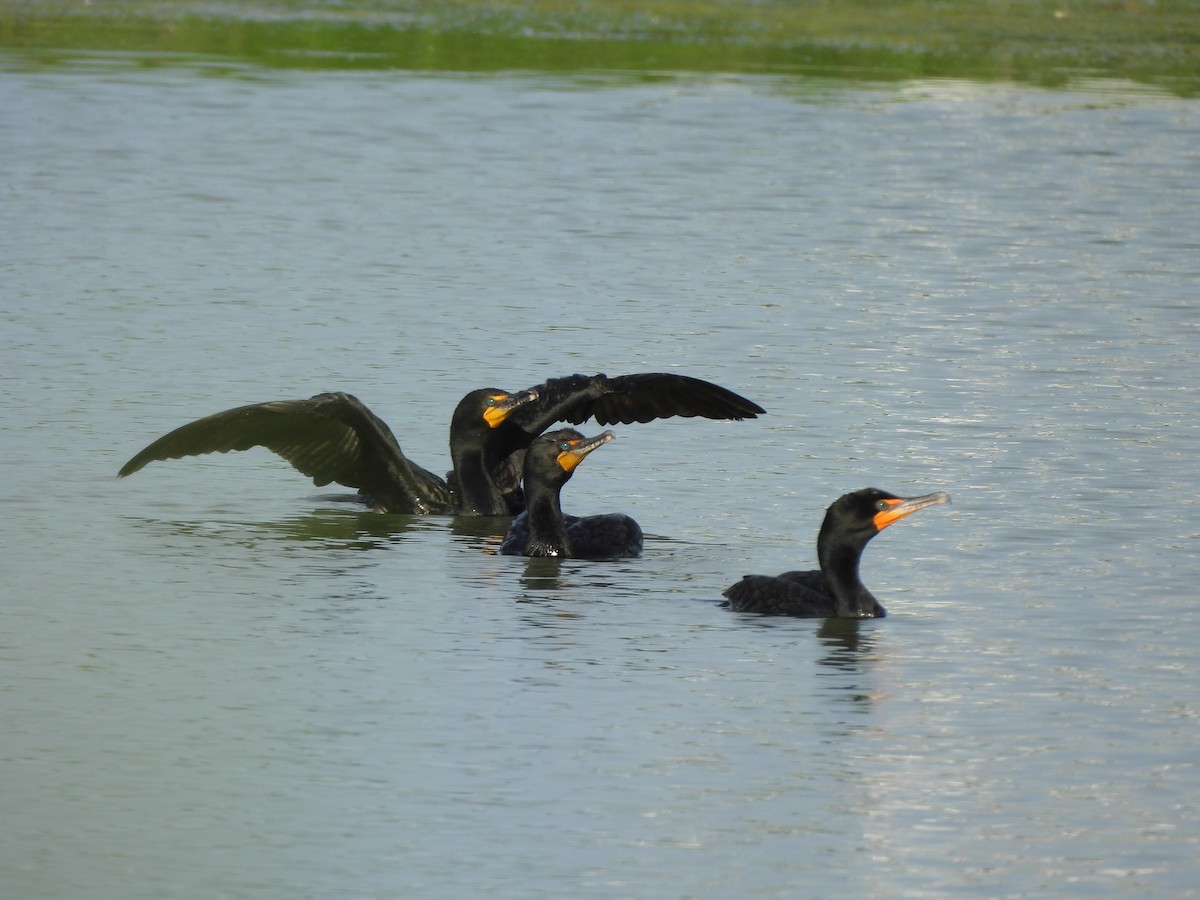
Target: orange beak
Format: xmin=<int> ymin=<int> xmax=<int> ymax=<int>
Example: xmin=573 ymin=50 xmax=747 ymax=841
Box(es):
xmin=556 ymin=430 xmax=615 ymax=473
xmin=873 ymin=491 xmax=951 ymax=531
xmin=483 ymin=388 xmax=539 ymax=428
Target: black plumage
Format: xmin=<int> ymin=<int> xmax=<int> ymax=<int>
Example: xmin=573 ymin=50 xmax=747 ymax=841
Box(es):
xmin=722 ymin=488 xmax=950 ymax=618
xmin=118 ymin=372 xmax=763 ymax=516
xmin=451 ymin=373 xmax=764 ymax=515
xmin=499 ymin=429 xmax=643 ymax=559
xmin=117 ymin=392 xmax=457 ymax=514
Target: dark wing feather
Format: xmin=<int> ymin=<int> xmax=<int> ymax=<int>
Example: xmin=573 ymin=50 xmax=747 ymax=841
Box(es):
xmin=498 ymin=510 xmax=531 ymax=555
xmin=568 ymin=513 xmax=644 ymax=559
xmin=512 ymin=373 xmax=764 ymax=434
xmin=721 ymin=573 xmax=836 ymax=617
xmin=500 ymin=511 xmax=643 ymax=559
xmin=774 ymin=569 xmax=828 ymax=594
xmin=119 ymin=393 xmax=451 ymax=512
xmin=489 ymin=448 xmax=526 ymax=514
xmin=507 ymin=374 xmax=598 ymax=435
xmin=585 ymin=373 xmax=763 ymax=425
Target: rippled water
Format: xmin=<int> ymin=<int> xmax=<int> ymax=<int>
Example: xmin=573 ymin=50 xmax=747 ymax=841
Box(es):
xmin=4 ymin=55 xmax=1199 ymax=898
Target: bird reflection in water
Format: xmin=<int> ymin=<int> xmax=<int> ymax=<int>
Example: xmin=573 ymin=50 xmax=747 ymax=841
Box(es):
xmin=138 ymin=507 xmax=422 ymax=552
xmin=448 ymin=513 xmax=511 ymax=552
xmin=816 ymin=618 xmax=882 ymax=712
xmin=518 ymin=556 xmax=570 ymax=593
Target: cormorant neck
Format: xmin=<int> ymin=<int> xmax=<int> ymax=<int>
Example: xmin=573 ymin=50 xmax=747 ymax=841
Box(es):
xmin=450 ymin=418 xmax=528 ymax=516
xmin=524 ymin=480 xmax=572 ymax=557
xmin=817 ymin=520 xmax=878 ymax=618
xmin=451 ymin=445 xmax=508 ymax=516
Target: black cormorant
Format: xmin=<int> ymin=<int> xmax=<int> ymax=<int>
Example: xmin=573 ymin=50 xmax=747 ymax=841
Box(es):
xmin=499 ymin=429 xmax=643 ymax=559
xmin=722 ymin=488 xmax=950 ymax=618
xmin=118 ymin=372 xmax=764 ymax=515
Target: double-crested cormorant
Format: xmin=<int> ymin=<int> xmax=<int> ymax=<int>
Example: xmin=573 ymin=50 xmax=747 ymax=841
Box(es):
xmin=118 ymin=372 xmax=764 ymax=515
xmin=722 ymin=488 xmax=950 ymax=618
xmin=499 ymin=429 xmax=643 ymax=559
xmin=454 ymin=373 xmax=763 ymax=515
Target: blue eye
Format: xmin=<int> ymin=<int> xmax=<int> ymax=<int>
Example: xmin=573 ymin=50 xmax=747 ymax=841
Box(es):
xmin=875 ymin=500 xmax=889 ymax=511
xmin=560 ymin=442 xmax=571 ymax=451
xmin=486 ymin=398 xmax=496 ymax=406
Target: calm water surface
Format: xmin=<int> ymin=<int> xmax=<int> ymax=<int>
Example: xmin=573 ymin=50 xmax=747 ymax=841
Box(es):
xmin=3 ymin=54 xmax=1200 ymax=898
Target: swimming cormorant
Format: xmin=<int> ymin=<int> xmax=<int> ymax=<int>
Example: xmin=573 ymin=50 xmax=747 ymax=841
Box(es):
xmin=722 ymin=488 xmax=950 ymax=618
xmin=499 ymin=429 xmax=643 ymax=559
xmin=118 ymin=372 xmax=764 ymax=515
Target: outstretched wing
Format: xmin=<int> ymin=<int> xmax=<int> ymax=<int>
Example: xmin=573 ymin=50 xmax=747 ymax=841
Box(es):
xmin=119 ymin=392 xmax=452 ymax=512
xmin=512 ymin=372 xmax=765 ymax=435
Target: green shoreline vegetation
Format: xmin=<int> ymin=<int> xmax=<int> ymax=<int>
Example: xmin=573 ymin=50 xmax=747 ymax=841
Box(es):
xmin=1 ymin=0 xmax=1197 ymax=94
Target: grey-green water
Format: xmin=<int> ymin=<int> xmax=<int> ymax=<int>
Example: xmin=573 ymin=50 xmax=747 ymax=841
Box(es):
xmin=3 ymin=55 xmax=1199 ymax=898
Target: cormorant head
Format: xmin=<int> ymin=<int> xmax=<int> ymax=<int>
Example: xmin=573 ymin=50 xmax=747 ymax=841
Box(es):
xmin=451 ymin=387 xmax=539 ymax=434
xmin=831 ymin=487 xmax=952 ymax=537
xmin=526 ymin=428 xmax=615 ymax=487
